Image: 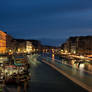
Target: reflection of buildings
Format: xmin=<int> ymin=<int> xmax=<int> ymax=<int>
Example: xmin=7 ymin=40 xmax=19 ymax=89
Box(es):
xmin=52 ymin=54 xmax=55 ymax=61
xmin=0 ymin=30 xmax=6 ymax=54
xmin=85 ymin=64 xmax=92 ymax=72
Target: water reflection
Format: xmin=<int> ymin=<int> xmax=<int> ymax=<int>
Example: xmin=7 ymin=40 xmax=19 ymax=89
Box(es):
xmin=79 ymin=64 xmax=85 ymax=70
xmin=52 ymin=54 xmax=55 ymax=61
xmin=79 ymin=63 xmax=85 ymax=77
xmin=85 ymin=63 xmax=92 ymax=72
xmin=52 ymin=54 xmax=92 ymax=74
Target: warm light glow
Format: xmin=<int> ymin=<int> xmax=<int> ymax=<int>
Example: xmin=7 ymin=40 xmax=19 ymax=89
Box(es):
xmin=52 ymin=54 xmax=55 ymax=61
xmin=18 ymin=49 xmax=20 ymax=52
xmin=52 ymin=49 xmax=55 ymax=53
xmin=61 ymin=49 xmax=63 ymax=51
xmin=26 ymin=41 xmax=33 ymax=53
xmin=9 ymin=49 xmax=12 ymax=52
xmin=80 ymin=55 xmax=84 ymax=59
xmin=73 ymin=50 xmax=76 ymax=54
xmin=0 ymin=30 xmax=6 ymax=54
xmin=65 ymin=50 xmax=68 ymax=53
xmin=79 ymin=64 xmax=85 ymax=70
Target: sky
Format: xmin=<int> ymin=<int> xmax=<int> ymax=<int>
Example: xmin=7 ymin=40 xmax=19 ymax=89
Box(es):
xmin=0 ymin=0 xmax=92 ymax=45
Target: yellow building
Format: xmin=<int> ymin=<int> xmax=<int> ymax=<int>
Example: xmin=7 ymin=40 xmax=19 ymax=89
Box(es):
xmin=0 ymin=30 xmax=6 ymax=54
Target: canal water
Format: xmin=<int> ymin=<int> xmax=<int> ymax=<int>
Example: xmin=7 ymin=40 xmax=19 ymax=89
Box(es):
xmin=43 ymin=53 xmax=92 ymax=73
xmin=41 ymin=53 xmax=92 ymax=89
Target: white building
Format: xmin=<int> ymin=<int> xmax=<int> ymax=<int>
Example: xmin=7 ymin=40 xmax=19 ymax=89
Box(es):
xmin=26 ymin=41 xmax=33 ymax=53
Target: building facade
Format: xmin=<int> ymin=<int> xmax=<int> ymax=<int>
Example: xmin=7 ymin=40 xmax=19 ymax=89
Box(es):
xmin=0 ymin=30 xmax=6 ymax=54
xmin=6 ymin=34 xmax=16 ymax=54
xmin=61 ymin=36 xmax=92 ymax=55
xmin=26 ymin=41 xmax=33 ymax=53
xmin=0 ymin=30 xmax=42 ymax=54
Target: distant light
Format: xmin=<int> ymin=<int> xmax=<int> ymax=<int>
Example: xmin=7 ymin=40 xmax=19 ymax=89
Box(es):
xmin=9 ymin=50 xmax=12 ymax=52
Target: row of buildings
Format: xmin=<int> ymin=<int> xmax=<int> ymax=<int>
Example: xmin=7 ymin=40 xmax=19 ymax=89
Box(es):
xmin=0 ymin=30 xmax=41 ymax=54
xmin=61 ymin=36 xmax=92 ymax=55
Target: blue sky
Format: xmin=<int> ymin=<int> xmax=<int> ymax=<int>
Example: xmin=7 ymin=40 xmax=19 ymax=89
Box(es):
xmin=0 ymin=0 xmax=92 ymax=41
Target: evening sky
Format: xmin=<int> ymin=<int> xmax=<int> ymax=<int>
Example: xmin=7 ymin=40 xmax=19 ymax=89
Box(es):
xmin=0 ymin=0 xmax=92 ymax=45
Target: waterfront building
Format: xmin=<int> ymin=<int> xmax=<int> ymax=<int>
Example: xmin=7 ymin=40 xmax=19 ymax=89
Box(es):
xmin=0 ymin=30 xmax=6 ymax=54
xmin=26 ymin=41 xmax=33 ymax=53
xmin=61 ymin=36 xmax=92 ymax=55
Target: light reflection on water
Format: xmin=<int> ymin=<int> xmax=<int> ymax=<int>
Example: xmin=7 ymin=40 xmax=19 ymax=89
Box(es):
xmin=51 ymin=54 xmax=92 ymax=74
xmin=51 ymin=54 xmax=55 ymax=61
xmin=43 ymin=53 xmax=92 ymax=87
xmin=79 ymin=64 xmax=85 ymax=77
xmin=66 ymin=59 xmax=92 ymax=73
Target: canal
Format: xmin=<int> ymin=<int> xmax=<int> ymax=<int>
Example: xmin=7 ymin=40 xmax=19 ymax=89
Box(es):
xmin=41 ymin=53 xmax=92 ymax=91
